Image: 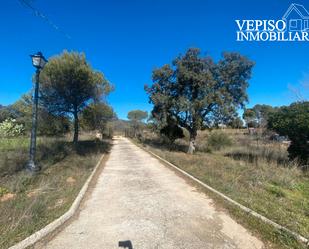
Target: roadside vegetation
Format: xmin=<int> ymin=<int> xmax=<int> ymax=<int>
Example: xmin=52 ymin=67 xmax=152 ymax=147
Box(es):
xmin=0 ymin=135 xmax=111 ymax=248
xmin=1 ymin=45 xmax=308 ymax=249
xmin=134 ymin=129 xmax=308 ymax=248
xmin=0 ymin=50 xmax=114 ymax=248
xmin=126 ymin=47 xmax=309 ymax=248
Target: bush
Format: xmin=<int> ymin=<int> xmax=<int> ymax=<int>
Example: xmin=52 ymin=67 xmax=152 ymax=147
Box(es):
xmin=268 ymin=101 xmax=309 ymax=167
xmin=207 ymin=131 xmax=232 ymax=151
xmin=160 ymin=123 xmax=184 ymax=145
xmin=0 ymin=186 xmax=9 ymax=197
xmin=0 ymin=119 xmax=24 ymax=138
xmin=38 ymin=113 xmax=71 ymax=136
xmin=0 ymin=150 xmax=28 ymax=176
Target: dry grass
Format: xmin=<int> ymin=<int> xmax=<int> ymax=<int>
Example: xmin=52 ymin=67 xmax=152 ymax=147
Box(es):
xmin=138 ymin=129 xmax=309 ymax=249
xmin=0 ymin=135 xmax=111 ymax=249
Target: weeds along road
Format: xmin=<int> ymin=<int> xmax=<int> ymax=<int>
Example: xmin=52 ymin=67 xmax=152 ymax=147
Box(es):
xmin=39 ymin=137 xmax=263 ymax=249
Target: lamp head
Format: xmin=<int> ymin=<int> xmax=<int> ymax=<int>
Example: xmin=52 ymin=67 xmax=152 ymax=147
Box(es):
xmin=30 ymin=52 xmax=48 ymax=69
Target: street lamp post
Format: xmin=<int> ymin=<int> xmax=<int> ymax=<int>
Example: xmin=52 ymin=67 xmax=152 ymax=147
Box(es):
xmin=27 ymin=52 xmax=48 ymax=173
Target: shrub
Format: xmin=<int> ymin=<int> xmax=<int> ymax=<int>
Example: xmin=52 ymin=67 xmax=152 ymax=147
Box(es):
xmin=268 ymin=101 xmax=309 ymax=167
xmin=0 ymin=150 xmax=28 ymax=176
xmin=0 ymin=119 xmax=24 ymax=138
xmin=160 ymin=123 xmax=184 ymax=145
xmin=207 ymin=131 xmax=232 ymax=151
xmin=0 ymin=186 xmax=9 ymax=197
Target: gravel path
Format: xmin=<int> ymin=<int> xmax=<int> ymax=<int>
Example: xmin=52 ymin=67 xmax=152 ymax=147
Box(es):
xmin=41 ymin=137 xmax=264 ymax=249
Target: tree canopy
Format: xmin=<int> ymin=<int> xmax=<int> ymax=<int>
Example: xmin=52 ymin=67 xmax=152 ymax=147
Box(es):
xmin=81 ymin=102 xmax=115 ymax=136
xmin=127 ymin=110 xmax=148 ymax=122
xmin=228 ymin=116 xmax=244 ymax=129
xmin=0 ymin=94 xmax=70 ymax=135
xmin=146 ymin=48 xmax=254 ymax=153
xmin=243 ymin=108 xmax=257 ymax=128
xmin=40 ymin=51 xmax=113 ymax=143
xmin=243 ymin=104 xmax=277 ymax=128
xmin=127 ymin=110 xmax=148 ymax=137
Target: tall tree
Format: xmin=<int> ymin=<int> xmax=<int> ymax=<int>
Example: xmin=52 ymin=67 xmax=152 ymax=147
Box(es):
xmin=146 ymin=48 xmax=254 ymax=153
xmin=252 ymin=104 xmax=276 ymax=128
xmin=127 ymin=110 xmax=148 ymax=137
xmin=40 ymin=51 xmax=112 ymax=143
xmin=81 ymin=102 xmax=115 ymax=137
xmin=243 ymin=105 xmax=277 ymax=129
xmin=243 ymin=108 xmax=257 ymax=129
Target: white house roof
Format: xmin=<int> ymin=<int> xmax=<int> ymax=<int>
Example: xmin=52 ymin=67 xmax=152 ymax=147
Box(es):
xmin=283 ymin=3 xmax=309 ymax=20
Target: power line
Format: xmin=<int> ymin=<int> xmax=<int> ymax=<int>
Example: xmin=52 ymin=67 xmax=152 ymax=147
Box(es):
xmin=18 ymin=0 xmax=71 ymax=39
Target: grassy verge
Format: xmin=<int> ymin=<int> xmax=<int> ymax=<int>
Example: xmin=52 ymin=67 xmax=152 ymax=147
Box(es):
xmin=0 ymin=136 xmax=111 ymax=249
xmin=135 ymin=135 xmax=309 ymax=249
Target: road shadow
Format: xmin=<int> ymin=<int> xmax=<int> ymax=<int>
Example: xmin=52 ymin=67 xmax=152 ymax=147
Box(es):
xmin=118 ymin=240 xmax=133 ymax=249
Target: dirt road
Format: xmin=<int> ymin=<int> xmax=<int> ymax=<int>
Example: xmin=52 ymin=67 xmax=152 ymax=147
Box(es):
xmin=41 ymin=137 xmax=264 ymax=249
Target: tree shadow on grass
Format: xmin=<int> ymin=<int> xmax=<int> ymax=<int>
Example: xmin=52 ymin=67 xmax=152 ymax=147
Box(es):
xmin=74 ymin=139 xmax=112 ymax=156
xmin=0 ymin=139 xmax=112 ymax=177
xmin=142 ymin=137 xmax=188 ymax=153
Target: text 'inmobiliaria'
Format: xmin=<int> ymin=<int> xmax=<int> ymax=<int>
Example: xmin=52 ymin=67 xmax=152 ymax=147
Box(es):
xmin=236 ymin=3 xmax=309 ymax=42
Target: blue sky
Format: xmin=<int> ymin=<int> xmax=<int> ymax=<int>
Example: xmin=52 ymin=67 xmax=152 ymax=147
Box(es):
xmin=1 ymin=0 xmax=309 ymax=119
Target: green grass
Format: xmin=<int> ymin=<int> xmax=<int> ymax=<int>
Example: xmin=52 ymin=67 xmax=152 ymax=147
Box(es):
xmin=0 ymin=136 xmax=74 ymax=176
xmin=137 ymin=130 xmax=309 ymax=249
xmin=0 ymin=136 xmax=111 ymax=249
xmin=0 ymin=137 xmax=29 ymax=151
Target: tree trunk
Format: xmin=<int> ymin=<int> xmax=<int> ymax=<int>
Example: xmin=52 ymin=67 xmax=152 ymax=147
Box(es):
xmin=73 ymin=109 xmax=79 ymax=144
xmin=133 ymin=121 xmax=138 ymax=138
xmin=187 ymin=130 xmax=197 ymax=154
xmin=100 ymin=124 xmax=106 ymax=140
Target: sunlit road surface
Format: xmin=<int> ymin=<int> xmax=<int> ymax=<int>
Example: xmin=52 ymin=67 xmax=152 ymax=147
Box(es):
xmin=40 ymin=137 xmax=263 ymax=249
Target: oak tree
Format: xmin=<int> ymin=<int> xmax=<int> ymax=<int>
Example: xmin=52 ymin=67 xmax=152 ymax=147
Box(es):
xmin=146 ymin=48 xmax=254 ymax=153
